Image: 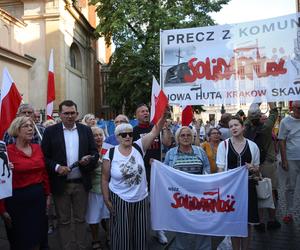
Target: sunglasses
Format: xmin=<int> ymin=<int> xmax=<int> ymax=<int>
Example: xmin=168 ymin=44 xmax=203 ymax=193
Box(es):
xmin=119 ymin=132 xmax=133 ymax=138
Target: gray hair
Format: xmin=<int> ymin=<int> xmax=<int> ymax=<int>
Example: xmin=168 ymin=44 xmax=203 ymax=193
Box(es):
xmin=114 ymin=123 xmax=133 ymax=136
xmin=91 ymin=126 xmax=106 ymax=140
xmin=17 ymin=103 xmax=34 ymax=115
xmin=174 ymin=126 xmax=194 ymax=144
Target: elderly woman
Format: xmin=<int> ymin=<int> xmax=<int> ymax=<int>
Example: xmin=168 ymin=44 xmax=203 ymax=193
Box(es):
xmin=164 ymin=126 xmax=211 ymax=250
xmin=85 ymin=127 xmax=110 ymax=250
xmin=216 ymin=116 xmax=260 ymax=250
xmin=102 ymin=113 xmax=167 ymax=250
xmin=82 ymin=113 xmax=97 ymax=127
xmin=0 ymin=116 xmax=50 ymax=250
xmin=201 ymin=128 xmax=222 ymax=174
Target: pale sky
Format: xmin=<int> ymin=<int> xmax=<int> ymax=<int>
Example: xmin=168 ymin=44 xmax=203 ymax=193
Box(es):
xmin=210 ymin=0 xmax=296 ymax=24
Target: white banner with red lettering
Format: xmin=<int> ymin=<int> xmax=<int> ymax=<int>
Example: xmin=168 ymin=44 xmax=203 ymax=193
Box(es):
xmin=0 ymin=141 xmax=12 ymax=199
xmin=150 ymin=160 xmax=248 ymax=237
xmin=161 ymin=13 xmax=300 ymax=105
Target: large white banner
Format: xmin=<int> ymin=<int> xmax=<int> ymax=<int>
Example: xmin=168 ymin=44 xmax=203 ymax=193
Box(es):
xmin=0 ymin=141 xmax=12 ymax=199
xmin=161 ymin=13 xmax=300 ymax=105
xmin=150 ymin=160 xmax=248 ymax=237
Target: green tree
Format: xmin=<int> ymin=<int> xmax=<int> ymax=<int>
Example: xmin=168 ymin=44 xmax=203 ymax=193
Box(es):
xmin=90 ymin=0 xmax=230 ymax=116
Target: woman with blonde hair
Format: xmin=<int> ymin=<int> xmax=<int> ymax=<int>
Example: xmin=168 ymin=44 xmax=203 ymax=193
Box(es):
xmin=0 ymin=116 xmax=50 ymax=250
xmin=82 ymin=113 xmax=97 ymax=127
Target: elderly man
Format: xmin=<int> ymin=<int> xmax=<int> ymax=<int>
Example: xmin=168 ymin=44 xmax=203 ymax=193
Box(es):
xmin=3 ymin=103 xmax=45 ymax=145
xmin=42 ymin=100 xmax=99 ymax=250
xmin=244 ymin=102 xmax=281 ymax=231
xmin=278 ymin=100 xmax=300 ymax=224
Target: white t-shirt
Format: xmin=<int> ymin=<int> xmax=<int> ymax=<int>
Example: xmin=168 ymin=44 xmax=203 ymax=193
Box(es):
xmin=103 ymin=139 xmax=148 ymax=202
xmin=278 ymin=115 xmax=300 ymax=160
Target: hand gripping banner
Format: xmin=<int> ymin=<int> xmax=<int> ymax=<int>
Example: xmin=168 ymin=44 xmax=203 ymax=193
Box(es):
xmin=150 ymin=160 xmax=248 ymax=237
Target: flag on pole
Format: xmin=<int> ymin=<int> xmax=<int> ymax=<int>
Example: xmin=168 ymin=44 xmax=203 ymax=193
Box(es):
xmin=181 ymin=105 xmax=193 ymax=126
xmin=46 ymin=49 xmax=55 ymax=119
xmin=0 ymin=68 xmax=22 ymax=139
xmin=150 ymin=76 xmax=168 ymax=124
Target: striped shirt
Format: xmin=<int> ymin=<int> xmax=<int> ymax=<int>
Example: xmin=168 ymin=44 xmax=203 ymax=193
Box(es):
xmin=173 ymin=150 xmax=203 ymax=174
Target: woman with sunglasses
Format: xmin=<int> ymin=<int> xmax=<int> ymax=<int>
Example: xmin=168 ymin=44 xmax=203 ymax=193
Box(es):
xmin=102 ymin=112 xmax=167 ymax=250
xmin=216 ymin=116 xmax=260 ymax=250
xmin=164 ymin=126 xmax=211 ymax=250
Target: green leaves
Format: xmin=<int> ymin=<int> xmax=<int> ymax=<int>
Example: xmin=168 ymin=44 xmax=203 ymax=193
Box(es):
xmin=90 ymin=0 xmax=229 ymax=116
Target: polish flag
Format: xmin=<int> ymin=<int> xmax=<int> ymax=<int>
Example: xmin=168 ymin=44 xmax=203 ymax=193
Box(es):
xmin=0 ymin=68 xmax=22 ymax=139
xmin=46 ymin=49 xmax=55 ymax=119
xmin=101 ymin=141 xmax=114 ymax=155
xmin=181 ymin=105 xmax=193 ymax=126
xmin=150 ymin=76 xmax=168 ymax=124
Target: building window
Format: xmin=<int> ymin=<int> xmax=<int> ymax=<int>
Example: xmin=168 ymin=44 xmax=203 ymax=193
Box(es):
xmin=70 ymin=43 xmax=82 ymax=71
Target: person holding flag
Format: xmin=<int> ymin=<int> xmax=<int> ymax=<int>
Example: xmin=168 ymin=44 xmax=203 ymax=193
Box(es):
xmin=102 ymin=106 xmax=169 ymax=250
xmin=133 ymin=76 xmax=170 ymax=245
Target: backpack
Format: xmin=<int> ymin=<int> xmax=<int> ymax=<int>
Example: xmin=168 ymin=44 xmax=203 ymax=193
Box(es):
xmin=109 ymin=143 xmax=143 ymax=162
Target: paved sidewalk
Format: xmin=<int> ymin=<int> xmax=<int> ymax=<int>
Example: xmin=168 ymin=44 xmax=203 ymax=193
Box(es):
xmin=1 ymin=166 xmax=299 ymax=250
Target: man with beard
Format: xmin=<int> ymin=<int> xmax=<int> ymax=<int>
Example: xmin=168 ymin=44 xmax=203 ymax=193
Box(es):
xmin=244 ymin=102 xmax=281 ymax=232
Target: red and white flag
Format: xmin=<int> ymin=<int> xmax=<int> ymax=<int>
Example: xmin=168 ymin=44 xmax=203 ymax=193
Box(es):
xmin=181 ymin=105 xmax=193 ymax=126
xmin=150 ymin=76 xmax=168 ymax=124
xmin=46 ymin=49 xmax=55 ymax=119
xmin=101 ymin=141 xmax=114 ymax=155
xmin=0 ymin=68 xmax=22 ymax=139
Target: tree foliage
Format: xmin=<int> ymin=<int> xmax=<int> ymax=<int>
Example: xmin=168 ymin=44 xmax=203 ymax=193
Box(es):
xmin=90 ymin=0 xmax=230 ymax=116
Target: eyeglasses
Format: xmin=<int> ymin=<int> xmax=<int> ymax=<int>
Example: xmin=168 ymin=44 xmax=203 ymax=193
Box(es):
xmin=61 ymin=112 xmax=77 ymax=116
xmin=115 ymin=120 xmax=128 ymax=124
xmin=180 ymin=133 xmax=192 ymax=138
xmin=210 ymin=132 xmax=221 ymax=135
xmin=119 ymin=132 xmax=133 ymax=138
xmin=20 ymin=124 xmax=34 ymax=129
xmin=20 ymin=111 xmax=33 ymax=115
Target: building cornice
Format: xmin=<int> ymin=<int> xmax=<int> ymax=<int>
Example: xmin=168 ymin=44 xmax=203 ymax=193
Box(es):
xmin=22 ymin=13 xmax=60 ymax=21
xmin=0 ymin=7 xmax=26 ymax=27
xmin=64 ymin=0 xmax=95 ymax=37
xmin=0 ymin=46 xmax=36 ymax=68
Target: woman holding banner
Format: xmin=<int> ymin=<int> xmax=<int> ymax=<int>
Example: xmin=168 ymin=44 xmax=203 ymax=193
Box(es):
xmin=216 ymin=116 xmax=260 ymax=250
xmin=102 ymin=111 xmax=167 ymax=250
xmin=164 ymin=126 xmax=211 ymax=250
xmin=0 ymin=116 xmax=50 ymax=250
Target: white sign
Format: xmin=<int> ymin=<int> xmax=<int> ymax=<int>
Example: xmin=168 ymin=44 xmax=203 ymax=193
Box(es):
xmin=161 ymin=13 xmax=300 ymax=105
xmin=0 ymin=141 xmax=12 ymax=199
xmin=150 ymin=160 xmax=248 ymax=237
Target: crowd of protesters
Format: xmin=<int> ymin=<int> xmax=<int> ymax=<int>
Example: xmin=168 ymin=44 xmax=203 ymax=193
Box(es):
xmin=0 ymin=99 xmax=299 ymax=250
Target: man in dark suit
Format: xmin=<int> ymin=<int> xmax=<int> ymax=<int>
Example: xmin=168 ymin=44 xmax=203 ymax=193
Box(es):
xmin=42 ymin=100 xmax=98 ymax=250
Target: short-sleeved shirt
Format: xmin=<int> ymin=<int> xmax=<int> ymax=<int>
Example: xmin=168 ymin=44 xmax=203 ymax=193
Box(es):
xmin=278 ymin=115 xmax=300 ymax=160
xmin=103 ymin=139 xmax=147 ymax=202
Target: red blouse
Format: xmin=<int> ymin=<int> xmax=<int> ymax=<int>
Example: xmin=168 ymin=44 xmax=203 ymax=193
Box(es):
xmin=0 ymin=144 xmax=50 ymax=214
